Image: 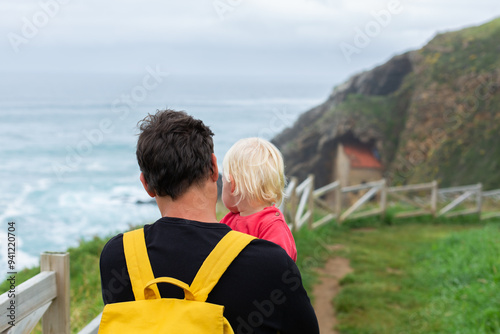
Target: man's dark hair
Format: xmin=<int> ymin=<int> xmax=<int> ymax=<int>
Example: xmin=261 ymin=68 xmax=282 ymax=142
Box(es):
xmin=136 ymin=109 xmax=214 ymax=199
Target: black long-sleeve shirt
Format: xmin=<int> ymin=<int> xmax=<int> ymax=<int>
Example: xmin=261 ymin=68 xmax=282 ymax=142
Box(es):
xmin=100 ymin=217 xmax=319 ymax=334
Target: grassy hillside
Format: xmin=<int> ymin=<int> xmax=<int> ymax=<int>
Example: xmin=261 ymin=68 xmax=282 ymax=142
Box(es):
xmin=423 ymin=17 xmax=500 ymax=81
xmin=329 ymin=222 xmax=500 ymax=333
xmin=388 ymin=17 xmax=500 ymax=188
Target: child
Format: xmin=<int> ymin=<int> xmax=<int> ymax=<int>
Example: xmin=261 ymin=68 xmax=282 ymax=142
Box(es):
xmin=220 ymin=137 xmax=297 ymax=262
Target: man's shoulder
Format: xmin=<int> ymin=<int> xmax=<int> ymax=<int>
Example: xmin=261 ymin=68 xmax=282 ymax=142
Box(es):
xmin=101 ymin=225 xmax=152 ymax=256
xmin=100 ymin=233 xmax=125 ymax=261
xmin=238 ymin=237 xmax=294 ymax=269
xmin=247 ymin=237 xmax=288 ymax=252
xmin=216 ymin=236 xmax=304 ymax=305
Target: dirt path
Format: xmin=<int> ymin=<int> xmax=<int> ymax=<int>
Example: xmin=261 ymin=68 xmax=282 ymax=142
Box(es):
xmin=313 ymin=247 xmax=353 ymax=334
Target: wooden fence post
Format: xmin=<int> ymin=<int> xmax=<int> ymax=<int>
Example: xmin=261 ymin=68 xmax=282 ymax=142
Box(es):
xmin=335 ymin=182 xmax=342 ymax=221
xmin=289 ymin=178 xmax=298 ymax=232
xmin=41 ymin=252 xmax=70 ymax=334
xmin=380 ymin=179 xmax=387 ymax=220
xmin=307 ymin=174 xmax=315 ymax=229
xmin=477 ymin=183 xmax=483 ymax=217
xmin=431 ymin=180 xmax=438 ymax=217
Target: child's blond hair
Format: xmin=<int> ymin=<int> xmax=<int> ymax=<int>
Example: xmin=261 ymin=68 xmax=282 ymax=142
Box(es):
xmin=223 ymin=137 xmax=286 ymax=205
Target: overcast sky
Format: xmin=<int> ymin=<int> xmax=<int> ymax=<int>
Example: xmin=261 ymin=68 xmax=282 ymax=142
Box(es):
xmin=1 ymin=0 xmax=498 ymax=84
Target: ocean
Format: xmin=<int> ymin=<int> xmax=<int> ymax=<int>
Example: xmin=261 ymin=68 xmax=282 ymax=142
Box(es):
xmin=0 ymin=71 xmax=333 ymax=277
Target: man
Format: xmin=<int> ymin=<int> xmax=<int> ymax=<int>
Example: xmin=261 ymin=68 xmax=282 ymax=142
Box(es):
xmin=100 ymin=109 xmax=319 ymax=333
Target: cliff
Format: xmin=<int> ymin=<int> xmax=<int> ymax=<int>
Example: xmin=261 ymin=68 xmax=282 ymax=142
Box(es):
xmin=273 ymin=17 xmax=500 ymax=190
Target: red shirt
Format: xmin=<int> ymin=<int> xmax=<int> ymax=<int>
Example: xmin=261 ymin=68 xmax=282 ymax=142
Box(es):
xmin=220 ymin=206 xmax=297 ymax=262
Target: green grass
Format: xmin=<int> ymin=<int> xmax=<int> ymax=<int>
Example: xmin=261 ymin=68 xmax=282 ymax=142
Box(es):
xmin=67 ymin=236 xmax=108 ymax=330
xmin=409 ymin=225 xmax=500 ymax=333
xmin=318 ymin=221 xmax=500 ymax=334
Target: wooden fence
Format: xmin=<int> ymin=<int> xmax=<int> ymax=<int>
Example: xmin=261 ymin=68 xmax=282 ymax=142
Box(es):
xmin=0 ymin=252 xmax=101 ymax=334
xmin=282 ymin=177 xmax=500 ymax=231
xmin=0 ymin=253 xmax=70 ymax=334
xmin=2 ymin=178 xmax=498 ymax=333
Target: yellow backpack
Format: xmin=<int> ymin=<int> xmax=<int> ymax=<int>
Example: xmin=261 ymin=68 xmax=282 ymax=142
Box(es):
xmin=99 ymin=229 xmax=255 ymax=333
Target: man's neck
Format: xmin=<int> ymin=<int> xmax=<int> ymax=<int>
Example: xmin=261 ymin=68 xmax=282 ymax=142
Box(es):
xmin=155 ymin=184 xmax=218 ymax=223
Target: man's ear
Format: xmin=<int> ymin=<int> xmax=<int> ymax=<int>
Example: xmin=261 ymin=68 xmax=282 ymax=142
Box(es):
xmin=210 ymin=153 xmax=219 ymax=182
xmin=140 ymin=173 xmax=156 ymax=198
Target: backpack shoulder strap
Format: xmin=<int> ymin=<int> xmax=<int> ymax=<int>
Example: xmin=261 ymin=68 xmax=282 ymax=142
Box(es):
xmin=190 ymin=231 xmax=256 ymax=302
xmin=123 ymin=228 xmax=160 ymax=300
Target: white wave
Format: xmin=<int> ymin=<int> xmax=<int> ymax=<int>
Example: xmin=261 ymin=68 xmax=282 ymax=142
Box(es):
xmin=0 ymin=183 xmax=35 ymax=223
xmin=85 ymin=162 xmax=107 ymax=172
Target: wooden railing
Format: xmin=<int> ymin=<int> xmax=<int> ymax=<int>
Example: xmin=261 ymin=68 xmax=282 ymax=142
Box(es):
xmin=339 ymin=179 xmax=387 ymax=222
xmin=282 ymin=178 xmax=500 ymax=230
xmin=0 ymin=252 xmax=103 ymax=334
xmin=387 ymin=181 xmax=437 ymax=218
xmin=77 ymin=314 xmax=100 ymax=334
xmin=0 ymin=253 xmax=69 ymax=334
xmin=437 ymin=183 xmax=482 ymax=218
xmin=482 ymin=189 xmax=500 ymax=220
